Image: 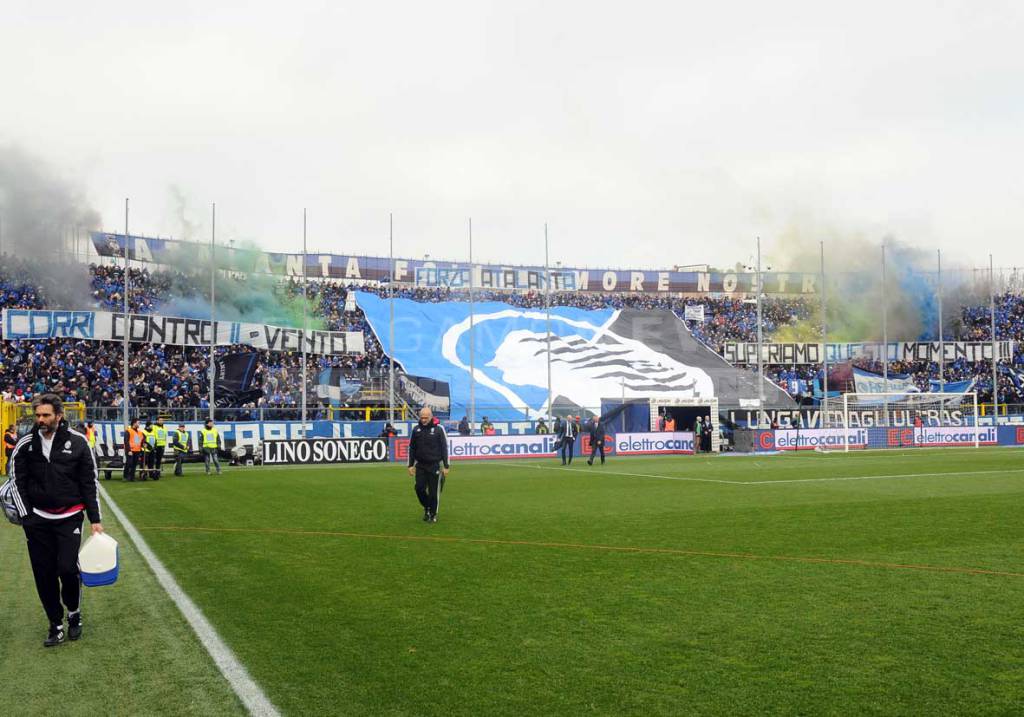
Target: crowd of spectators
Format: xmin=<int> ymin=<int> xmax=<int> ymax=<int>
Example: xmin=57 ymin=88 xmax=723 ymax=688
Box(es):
xmin=1 ymin=258 xmax=1023 ymax=413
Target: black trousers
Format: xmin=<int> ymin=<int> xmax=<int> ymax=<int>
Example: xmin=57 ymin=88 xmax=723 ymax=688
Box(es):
xmin=589 ymin=441 xmax=605 ymax=464
xmin=23 ymin=513 xmax=84 ymax=624
xmin=561 ymin=438 xmax=575 ymax=464
xmin=414 ymin=464 xmax=443 ymax=515
xmin=173 ymin=451 xmax=185 ymax=475
xmin=124 ymin=452 xmax=140 ymax=480
xmin=153 ymin=446 xmax=165 ymax=477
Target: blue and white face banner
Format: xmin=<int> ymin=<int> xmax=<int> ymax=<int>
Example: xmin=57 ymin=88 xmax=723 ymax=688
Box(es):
xmin=852 ymin=367 xmax=918 ymax=394
xmin=356 ymin=292 xmax=716 ymax=420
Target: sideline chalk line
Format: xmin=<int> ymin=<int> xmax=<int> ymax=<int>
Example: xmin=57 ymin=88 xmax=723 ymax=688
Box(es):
xmin=99 ymin=484 xmax=280 ymax=717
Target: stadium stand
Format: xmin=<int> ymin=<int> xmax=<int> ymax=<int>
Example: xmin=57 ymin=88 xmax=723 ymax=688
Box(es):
xmin=1 ymin=257 xmax=1023 ymax=414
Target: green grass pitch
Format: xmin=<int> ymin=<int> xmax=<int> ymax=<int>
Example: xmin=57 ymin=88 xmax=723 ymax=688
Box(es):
xmin=4 ymin=448 xmax=1024 ymax=715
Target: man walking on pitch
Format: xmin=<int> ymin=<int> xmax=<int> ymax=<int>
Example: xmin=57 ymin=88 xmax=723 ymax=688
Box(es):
xmin=556 ymin=414 xmax=578 ymax=465
xmin=6 ymin=394 xmax=102 ymax=647
xmin=586 ymin=417 xmax=606 ymax=466
xmin=407 ymin=407 xmax=449 ymax=524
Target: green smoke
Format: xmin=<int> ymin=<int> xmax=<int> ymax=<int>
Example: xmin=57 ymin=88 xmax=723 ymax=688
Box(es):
xmin=154 ymin=238 xmax=325 ymax=330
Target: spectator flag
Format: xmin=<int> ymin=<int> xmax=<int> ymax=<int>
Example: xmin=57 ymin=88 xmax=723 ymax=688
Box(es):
xmin=683 ymin=305 xmax=706 ymax=322
xmin=316 ymin=368 xmax=362 ymax=406
xmin=928 ymin=378 xmax=976 ymax=394
xmin=214 ymin=352 xmax=263 ymax=407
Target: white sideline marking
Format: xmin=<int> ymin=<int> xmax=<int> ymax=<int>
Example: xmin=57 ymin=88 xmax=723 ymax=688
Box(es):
xmin=504 ymin=461 xmax=1024 ymax=486
xmin=98 ymin=484 xmax=281 ymax=717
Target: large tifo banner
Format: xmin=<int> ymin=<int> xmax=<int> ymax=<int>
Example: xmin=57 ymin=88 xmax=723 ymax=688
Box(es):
xmin=1 ymin=309 xmax=364 ymax=355
xmin=355 ymin=292 xmax=793 ymax=421
xmin=723 ymin=341 xmax=1015 ymax=365
xmin=92 ymin=232 xmax=820 ymax=295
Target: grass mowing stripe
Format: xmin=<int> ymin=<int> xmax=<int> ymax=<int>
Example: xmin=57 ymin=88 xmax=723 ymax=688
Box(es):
xmin=504 ymin=461 xmax=742 ymax=483
xmin=99 ymin=484 xmax=281 ymax=717
xmin=744 ymin=467 xmax=1024 ymax=484
xmin=508 ymin=460 xmax=1024 ymax=486
xmin=134 ymin=524 xmax=1024 ymax=579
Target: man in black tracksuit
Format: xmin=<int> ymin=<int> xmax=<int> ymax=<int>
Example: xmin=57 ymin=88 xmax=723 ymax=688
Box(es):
xmin=407 ymin=407 xmax=449 ymax=524
xmin=9 ymin=394 xmax=103 ymax=647
xmin=586 ymin=417 xmax=606 ymax=466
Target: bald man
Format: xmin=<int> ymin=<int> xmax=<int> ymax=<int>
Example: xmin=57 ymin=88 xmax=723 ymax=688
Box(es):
xmin=407 ymin=407 xmax=450 ymax=523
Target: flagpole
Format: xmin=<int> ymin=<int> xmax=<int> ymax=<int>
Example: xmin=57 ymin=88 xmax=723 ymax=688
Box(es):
xmin=937 ymin=249 xmax=945 ymax=392
xmin=122 ymin=199 xmax=130 ymax=427
xmin=756 ymin=237 xmax=765 ymax=427
xmin=881 ymin=240 xmax=888 ymax=393
xmin=388 ymin=212 xmax=395 ymax=422
xmin=820 ymin=241 xmax=828 ymax=424
xmin=209 ymin=203 xmax=216 ymax=421
xmin=990 ymin=254 xmax=998 ymax=422
xmin=468 ymin=219 xmax=476 ymax=432
xmin=301 ymin=208 xmax=308 ymax=428
xmin=545 ymin=223 xmax=552 ymax=419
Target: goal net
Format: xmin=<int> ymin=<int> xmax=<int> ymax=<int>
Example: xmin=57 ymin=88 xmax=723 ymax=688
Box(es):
xmin=820 ymin=391 xmax=981 ymax=451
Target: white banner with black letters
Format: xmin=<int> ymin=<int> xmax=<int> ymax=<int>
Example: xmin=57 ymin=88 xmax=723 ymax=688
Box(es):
xmin=2 ymin=309 xmax=364 ymax=355
xmin=723 ymin=341 xmax=1015 ymax=365
xmin=262 ymin=438 xmax=389 ymax=464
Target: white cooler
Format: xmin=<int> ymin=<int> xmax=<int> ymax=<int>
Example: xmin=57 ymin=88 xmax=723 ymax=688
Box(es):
xmin=79 ymin=533 xmax=119 ymax=587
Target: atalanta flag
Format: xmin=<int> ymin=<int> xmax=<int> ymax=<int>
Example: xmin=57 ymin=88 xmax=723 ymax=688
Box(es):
xmin=214 ymin=352 xmax=264 ymax=407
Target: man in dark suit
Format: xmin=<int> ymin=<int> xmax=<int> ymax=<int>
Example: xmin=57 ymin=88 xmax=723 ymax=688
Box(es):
xmin=556 ymin=415 xmax=578 ymax=465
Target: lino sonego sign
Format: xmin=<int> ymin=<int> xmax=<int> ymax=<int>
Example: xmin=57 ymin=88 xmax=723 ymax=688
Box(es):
xmin=262 ymin=438 xmax=389 ymax=465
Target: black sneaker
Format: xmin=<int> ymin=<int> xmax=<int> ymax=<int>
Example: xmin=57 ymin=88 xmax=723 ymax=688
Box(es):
xmin=422 ymin=509 xmax=430 ymax=522
xmin=428 ymin=514 xmax=438 ymax=523
xmin=44 ymin=622 xmax=65 ymax=648
xmin=68 ymin=613 xmax=82 ymax=641
xmin=587 ymin=459 xmax=593 ymax=465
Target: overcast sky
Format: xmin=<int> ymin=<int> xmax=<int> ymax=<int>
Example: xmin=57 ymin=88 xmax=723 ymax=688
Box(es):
xmin=4 ymin=1 xmax=1023 ymax=270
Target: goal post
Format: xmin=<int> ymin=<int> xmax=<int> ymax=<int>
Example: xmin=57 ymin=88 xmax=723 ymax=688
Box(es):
xmin=823 ymin=391 xmax=980 ymax=452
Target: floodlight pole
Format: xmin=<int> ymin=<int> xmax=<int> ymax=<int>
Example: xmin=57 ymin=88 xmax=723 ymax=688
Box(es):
xmin=990 ymin=254 xmax=998 ymax=423
xmin=937 ymin=249 xmax=945 ymax=393
xmin=545 ymin=223 xmax=552 ymax=419
xmin=122 ymin=199 xmax=130 ymax=427
xmin=820 ymin=241 xmax=828 ymax=424
xmin=388 ymin=213 xmax=395 ymax=422
xmin=881 ymin=240 xmax=888 ymax=393
xmin=301 ymin=208 xmax=308 ymax=428
xmin=468 ymin=219 xmax=476 ymax=432
xmin=755 ymin=237 xmax=765 ymax=427
xmin=209 ymin=203 xmax=216 ymax=421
